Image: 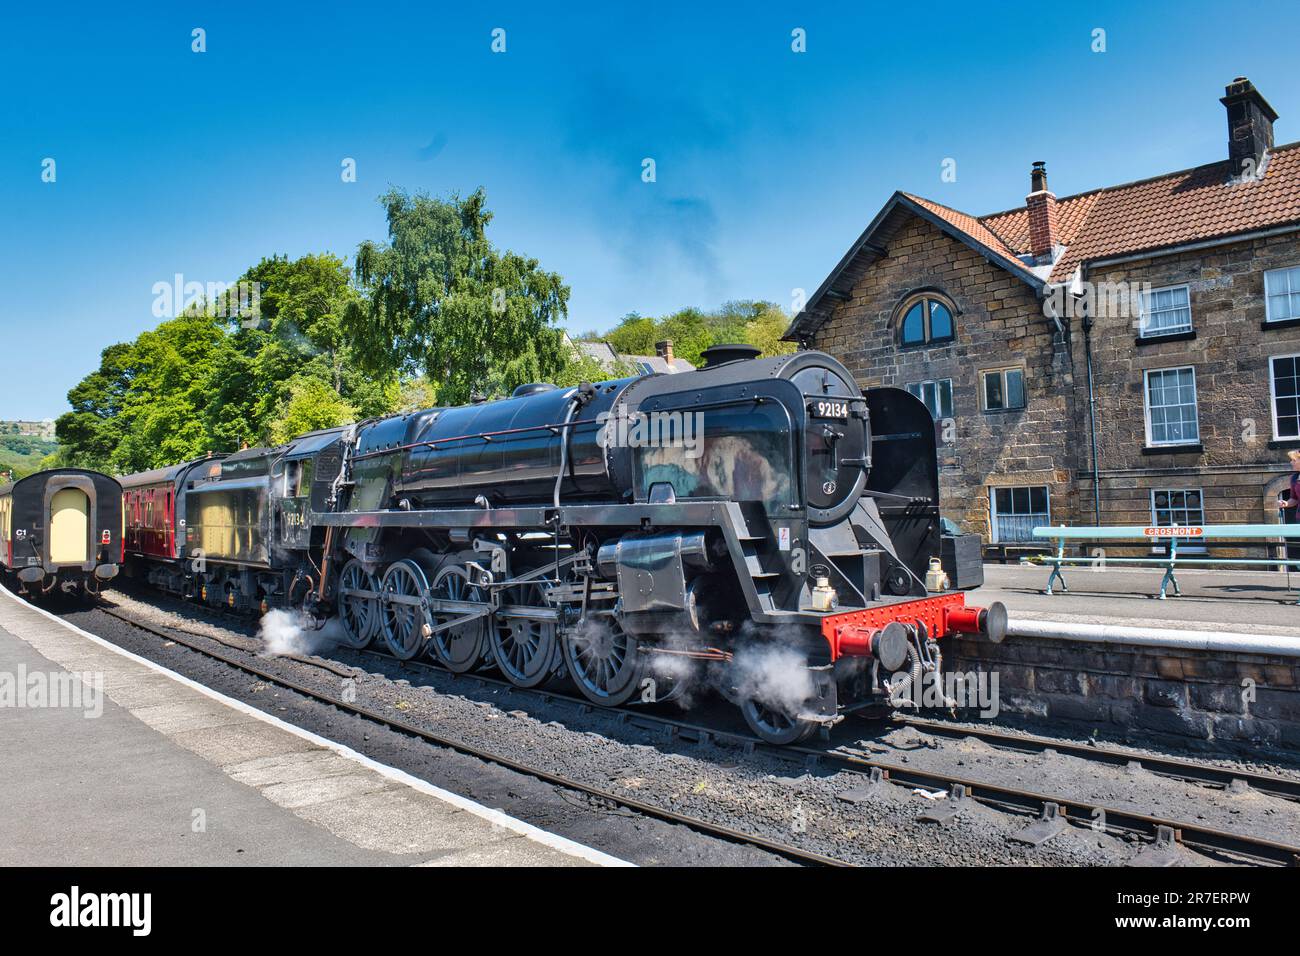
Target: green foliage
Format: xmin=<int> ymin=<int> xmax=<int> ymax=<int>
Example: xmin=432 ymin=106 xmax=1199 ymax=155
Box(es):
xmin=53 ymin=184 xmax=801 ymax=476
xmin=550 ymin=345 xmax=638 ymax=389
xmin=57 ymin=311 xmax=231 ymax=472
xmin=57 ymin=255 xmax=397 ymax=471
xmin=599 ymin=300 xmax=795 ymax=367
xmin=390 ymin=377 xmax=439 ymax=413
xmin=344 ymin=188 xmax=571 ymax=405
xmin=268 ymin=378 xmax=357 ymax=445
xmin=0 ymin=435 xmax=60 ymax=480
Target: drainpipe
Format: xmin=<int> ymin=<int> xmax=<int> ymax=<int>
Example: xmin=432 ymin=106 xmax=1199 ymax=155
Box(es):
xmin=1083 ymin=311 xmax=1102 ymax=526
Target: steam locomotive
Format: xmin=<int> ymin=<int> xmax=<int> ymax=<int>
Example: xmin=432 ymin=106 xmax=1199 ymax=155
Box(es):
xmin=119 ymin=345 xmax=1005 ymax=744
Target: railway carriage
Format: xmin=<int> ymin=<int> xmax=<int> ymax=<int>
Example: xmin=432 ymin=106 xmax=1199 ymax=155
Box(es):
xmin=0 ymin=468 xmax=121 ymax=596
xmin=121 ymin=454 xmax=225 ymax=592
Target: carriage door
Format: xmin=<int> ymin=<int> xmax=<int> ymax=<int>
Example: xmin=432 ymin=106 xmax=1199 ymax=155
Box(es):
xmin=49 ymin=488 xmax=90 ymax=564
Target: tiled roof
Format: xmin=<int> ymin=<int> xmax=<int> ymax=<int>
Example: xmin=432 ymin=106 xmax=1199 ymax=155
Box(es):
xmin=908 ymin=142 xmax=1300 ymax=286
xmin=624 ymin=354 xmax=695 ymax=374
xmin=957 ymin=142 xmax=1300 ymax=285
xmin=902 ymin=194 xmax=1043 ymax=282
xmin=786 ymin=141 xmax=1300 ymax=341
xmin=1041 ymin=142 xmax=1300 ymax=282
xmin=980 ymin=192 xmax=1100 ymax=255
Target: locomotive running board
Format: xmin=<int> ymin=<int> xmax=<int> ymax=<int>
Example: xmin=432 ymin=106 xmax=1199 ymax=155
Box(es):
xmin=318 ymin=501 xmax=792 ymax=627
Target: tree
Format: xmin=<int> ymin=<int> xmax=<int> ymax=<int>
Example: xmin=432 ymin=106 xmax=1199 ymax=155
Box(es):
xmin=56 ymin=253 xmax=398 ymax=469
xmin=550 ymin=343 xmax=639 ymax=389
xmin=344 ymin=188 xmax=571 ymax=405
xmin=220 ymin=254 xmax=395 ymax=445
xmin=269 ymin=377 xmax=357 ymax=445
xmin=596 ymin=300 xmax=795 ymax=368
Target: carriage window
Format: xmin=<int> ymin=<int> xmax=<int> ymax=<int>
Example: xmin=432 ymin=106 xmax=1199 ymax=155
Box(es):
xmin=634 ymin=403 xmax=792 ymax=509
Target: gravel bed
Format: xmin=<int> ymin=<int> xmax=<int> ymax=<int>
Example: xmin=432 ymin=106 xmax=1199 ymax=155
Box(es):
xmin=887 ymin=710 xmax=1300 ymax=782
xmin=70 ymin=586 xmax=1296 ymax=864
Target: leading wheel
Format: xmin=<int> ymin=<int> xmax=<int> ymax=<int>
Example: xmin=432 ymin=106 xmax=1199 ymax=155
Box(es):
xmin=562 ymin=615 xmax=647 ymax=707
xmin=740 ymin=698 xmax=819 ymax=746
xmin=380 ymin=558 xmax=433 ymax=660
xmin=337 ymin=559 xmax=380 ymax=649
xmin=428 ymin=565 xmax=489 ymax=672
xmin=490 ymin=580 xmax=557 ymax=687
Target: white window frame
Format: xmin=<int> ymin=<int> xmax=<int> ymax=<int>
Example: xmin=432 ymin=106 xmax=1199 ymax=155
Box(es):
xmin=1149 ymin=487 xmax=1207 ymax=554
xmin=1143 ymin=365 xmax=1200 ymax=447
xmin=905 ymin=378 xmax=953 ymax=421
xmin=1265 ymin=265 xmax=1300 ymax=324
xmin=1269 ymin=352 xmax=1300 ymax=440
xmin=1138 ymin=283 xmax=1193 ymax=338
xmin=988 ymin=484 xmax=1051 ymax=545
xmin=981 ymin=366 xmax=1025 ymax=412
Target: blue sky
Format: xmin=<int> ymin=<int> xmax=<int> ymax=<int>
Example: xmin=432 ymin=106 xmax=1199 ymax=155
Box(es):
xmin=2 ymin=1 xmax=1297 ymax=419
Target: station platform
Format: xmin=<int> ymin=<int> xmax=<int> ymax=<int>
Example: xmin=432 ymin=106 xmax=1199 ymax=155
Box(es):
xmin=974 ymin=563 xmax=1300 ymax=637
xmin=0 ymin=588 xmax=624 ymax=867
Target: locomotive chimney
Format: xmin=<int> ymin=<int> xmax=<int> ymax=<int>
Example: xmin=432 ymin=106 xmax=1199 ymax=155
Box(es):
xmin=1221 ymin=76 xmax=1277 ymax=175
xmin=655 ymin=339 xmax=674 ymax=363
xmin=1026 ymin=161 xmax=1058 ymax=261
xmin=700 ymin=343 xmax=761 ymax=367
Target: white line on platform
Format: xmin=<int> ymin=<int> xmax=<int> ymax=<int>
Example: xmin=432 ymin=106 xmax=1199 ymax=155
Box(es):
xmin=0 ymin=586 xmax=632 ymax=867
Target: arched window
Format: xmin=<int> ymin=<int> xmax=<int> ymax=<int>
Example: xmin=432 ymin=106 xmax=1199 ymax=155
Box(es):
xmin=897 ymin=293 xmax=956 ymax=347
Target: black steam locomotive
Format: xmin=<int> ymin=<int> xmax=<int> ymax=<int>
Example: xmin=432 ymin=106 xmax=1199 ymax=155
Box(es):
xmin=120 ymin=346 xmax=1004 ymax=743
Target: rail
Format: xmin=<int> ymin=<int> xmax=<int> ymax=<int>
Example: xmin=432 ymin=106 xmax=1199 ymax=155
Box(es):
xmin=1022 ymin=523 xmax=1300 ymax=601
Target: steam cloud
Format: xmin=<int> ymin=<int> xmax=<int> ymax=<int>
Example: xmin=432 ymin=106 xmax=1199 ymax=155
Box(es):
xmin=727 ymin=643 xmax=816 ymax=718
xmin=257 ymin=608 xmax=344 ymax=657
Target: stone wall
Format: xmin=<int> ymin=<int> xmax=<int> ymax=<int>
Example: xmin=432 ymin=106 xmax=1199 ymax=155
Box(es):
xmin=806 ymin=206 xmax=1300 ymax=547
xmin=1076 ymin=231 xmax=1300 ymax=534
xmin=950 ymin=633 xmax=1300 ymax=750
xmin=809 ymin=214 xmax=1080 ymax=539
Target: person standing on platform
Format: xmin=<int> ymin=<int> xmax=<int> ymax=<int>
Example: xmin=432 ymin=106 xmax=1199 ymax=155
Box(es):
xmin=1280 ymin=450 xmax=1300 ymax=563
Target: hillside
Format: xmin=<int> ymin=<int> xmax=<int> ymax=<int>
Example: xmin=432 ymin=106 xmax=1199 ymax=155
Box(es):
xmin=0 ymin=433 xmax=60 ymax=480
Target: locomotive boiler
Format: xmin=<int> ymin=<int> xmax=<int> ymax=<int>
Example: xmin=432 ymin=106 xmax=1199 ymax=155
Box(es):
xmin=313 ymin=345 xmax=1006 ymax=743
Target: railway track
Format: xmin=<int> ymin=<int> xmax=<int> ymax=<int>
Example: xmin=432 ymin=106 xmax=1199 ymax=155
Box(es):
xmin=894 ymin=715 xmax=1300 ymax=804
xmin=90 ymin=595 xmax=1300 ymax=867
xmin=89 ymin=602 xmax=848 ymax=867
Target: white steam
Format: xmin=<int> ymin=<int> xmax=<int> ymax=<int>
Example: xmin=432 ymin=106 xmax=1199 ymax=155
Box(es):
xmin=728 ymin=644 xmax=817 ymax=719
xmin=257 ymin=608 xmax=344 ymax=657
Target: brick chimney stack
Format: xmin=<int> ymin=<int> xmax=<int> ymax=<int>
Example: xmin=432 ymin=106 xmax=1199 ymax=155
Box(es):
xmin=1221 ymin=76 xmax=1277 ymax=175
xmin=655 ymin=339 xmax=674 ymax=363
xmin=1026 ymin=161 xmax=1059 ymax=260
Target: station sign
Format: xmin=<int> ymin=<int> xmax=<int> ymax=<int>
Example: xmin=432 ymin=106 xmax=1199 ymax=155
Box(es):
xmin=1142 ymin=526 xmax=1203 ymax=537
